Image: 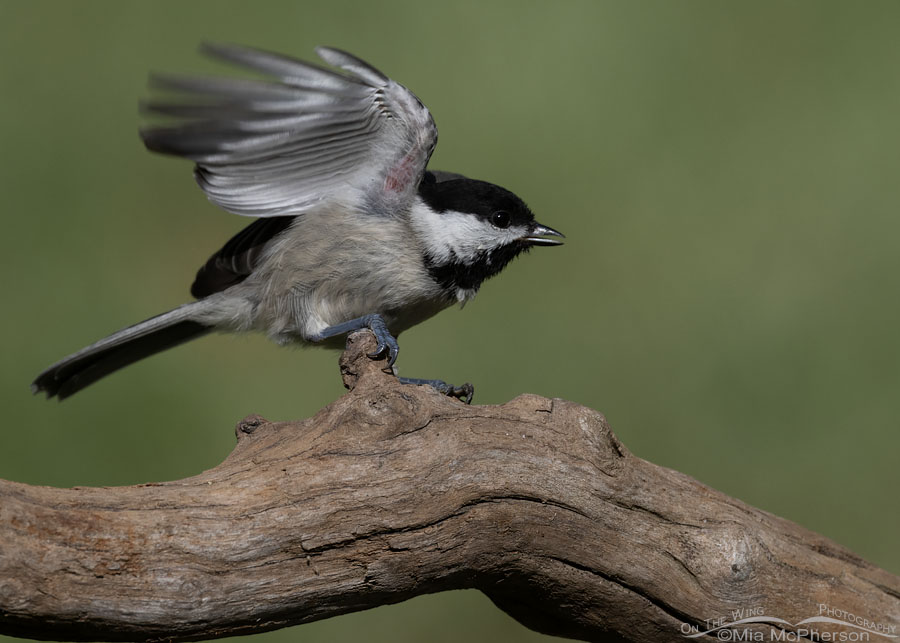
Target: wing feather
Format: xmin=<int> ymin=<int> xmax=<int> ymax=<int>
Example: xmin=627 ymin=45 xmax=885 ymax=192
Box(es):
xmin=141 ymin=44 xmax=437 ymax=218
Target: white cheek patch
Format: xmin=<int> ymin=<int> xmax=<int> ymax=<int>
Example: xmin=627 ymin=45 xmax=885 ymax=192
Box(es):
xmin=410 ymin=201 xmax=523 ymax=264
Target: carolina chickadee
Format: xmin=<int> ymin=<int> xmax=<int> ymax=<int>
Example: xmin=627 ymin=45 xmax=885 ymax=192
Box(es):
xmin=32 ymin=45 xmax=563 ymax=402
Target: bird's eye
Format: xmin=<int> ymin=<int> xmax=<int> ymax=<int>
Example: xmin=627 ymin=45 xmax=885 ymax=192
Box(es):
xmin=491 ymin=211 xmax=511 ymax=229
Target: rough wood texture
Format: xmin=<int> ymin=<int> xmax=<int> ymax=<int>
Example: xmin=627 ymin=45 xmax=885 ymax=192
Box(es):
xmin=1 ymin=332 xmax=897 ymax=642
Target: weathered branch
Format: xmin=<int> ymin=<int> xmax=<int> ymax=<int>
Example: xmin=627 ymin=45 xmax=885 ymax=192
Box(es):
xmin=1 ymin=331 xmax=897 ymax=642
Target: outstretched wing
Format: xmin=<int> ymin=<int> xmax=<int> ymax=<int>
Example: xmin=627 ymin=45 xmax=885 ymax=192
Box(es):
xmin=141 ymin=44 xmax=438 ymax=218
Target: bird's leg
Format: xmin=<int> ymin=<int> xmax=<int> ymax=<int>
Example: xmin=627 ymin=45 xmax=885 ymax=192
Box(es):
xmin=316 ymin=314 xmax=399 ymax=369
xmin=397 ymin=377 xmax=475 ymax=405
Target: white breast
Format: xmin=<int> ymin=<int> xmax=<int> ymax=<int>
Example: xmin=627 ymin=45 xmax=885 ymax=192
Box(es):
xmin=233 ymin=206 xmax=449 ymax=343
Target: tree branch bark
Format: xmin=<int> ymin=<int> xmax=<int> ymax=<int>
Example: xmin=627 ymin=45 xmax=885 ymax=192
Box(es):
xmin=1 ymin=332 xmax=897 ymax=642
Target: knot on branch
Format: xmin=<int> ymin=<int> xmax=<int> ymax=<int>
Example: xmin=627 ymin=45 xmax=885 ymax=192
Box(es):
xmin=235 ymin=414 xmax=270 ymax=440
xmin=338 ymin=329 xmax=395 ymax=392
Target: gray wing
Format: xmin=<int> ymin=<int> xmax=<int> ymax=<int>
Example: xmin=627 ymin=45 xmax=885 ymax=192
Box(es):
xmin=141 ymin=44 xmax=438 ymax=218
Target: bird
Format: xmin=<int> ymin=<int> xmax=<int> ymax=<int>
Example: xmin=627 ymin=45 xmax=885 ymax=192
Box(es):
xmin=32 ymin=44 xmax=563 ymax=403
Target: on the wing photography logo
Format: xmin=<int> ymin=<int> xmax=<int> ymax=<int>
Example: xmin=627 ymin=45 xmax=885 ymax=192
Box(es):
xmin=680 ymin=603 xmax=897 ymax=641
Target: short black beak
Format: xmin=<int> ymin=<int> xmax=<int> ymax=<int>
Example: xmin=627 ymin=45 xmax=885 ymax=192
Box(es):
xmin=522 ymin=223 xmax=565 ymax=246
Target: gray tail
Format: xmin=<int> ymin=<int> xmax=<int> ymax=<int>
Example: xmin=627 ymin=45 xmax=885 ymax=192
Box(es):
xmin=32 ymin=304 xmax=213 ymax=400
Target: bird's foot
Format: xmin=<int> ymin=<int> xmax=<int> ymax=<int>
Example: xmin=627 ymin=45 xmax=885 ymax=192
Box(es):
xmin=398 ymin=377 xmax=475 ymax=404
xmin=361 ymin=315 xmax=399 ymax=368
xmin=318 ymin=313 xmax=399 ymax=370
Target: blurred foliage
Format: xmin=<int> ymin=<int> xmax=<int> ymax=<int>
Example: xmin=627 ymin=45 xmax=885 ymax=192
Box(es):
xmin=1 ymin=1 xmax=898 ymax=642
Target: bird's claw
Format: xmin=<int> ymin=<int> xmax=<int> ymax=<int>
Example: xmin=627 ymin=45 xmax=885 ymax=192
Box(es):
xmin=449 ymin=382 xmax=475 ymax=405
xmin=317 ymin=313 xmax=399 ymax=369
xmin=398 ymin=377 xmax=475 ymax=404
xmin=364 ymin=314 xmax=399 ymax=369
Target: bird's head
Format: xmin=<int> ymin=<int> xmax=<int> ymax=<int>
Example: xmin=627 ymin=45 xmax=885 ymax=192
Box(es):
xmin=414 ymin=172 xmax=563 ymax=301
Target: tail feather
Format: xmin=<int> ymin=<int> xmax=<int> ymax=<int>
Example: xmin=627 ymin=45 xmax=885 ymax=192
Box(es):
xmin=32 ymin=305 xmax=213 ymax=400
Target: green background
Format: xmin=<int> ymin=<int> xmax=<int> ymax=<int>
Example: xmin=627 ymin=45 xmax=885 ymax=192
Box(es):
xmin=1 ymin=1 xmax=897 ymax=641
